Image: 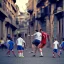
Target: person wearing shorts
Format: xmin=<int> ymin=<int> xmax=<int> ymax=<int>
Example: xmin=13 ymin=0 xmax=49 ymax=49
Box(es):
xmin=59 ymin=38 xmax=64 ymax=55
xmin=6 ymin=36 xmax=16 ymax=57
xmin=52 ymin=39 xmax=59 ymax=58
xmin=32 ymin=30 xmax=42 ymax=57
xmin=16 ymin=33 xmax=25 ymax=57
xmin=32 ymin=39 xmax=41 ymax=46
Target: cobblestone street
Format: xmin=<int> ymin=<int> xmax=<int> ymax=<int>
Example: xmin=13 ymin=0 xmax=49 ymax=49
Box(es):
xmin=0 ymin=47 xmax=64 ymax=64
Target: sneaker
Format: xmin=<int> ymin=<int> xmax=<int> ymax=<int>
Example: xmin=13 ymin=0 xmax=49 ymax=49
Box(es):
xmin=32 ymin=55 xmax=36 ymax=57
xmin=39 ymin=55 xmax=43 ymax=57
xmin=21 ymin=56 xmax=24 ymax=58
xmin=58 ymin=55 xmax=60 ymax=58
xmin=31 ymin=51 xmax=34 ymax=53
xmin=19 ymin=56 xmax=24 ymax=58
xmin=52 ymin=56 xmax=55 ymax=58
xmin=29 ymin=51 xmax=34 ymax=53
xmin=8 ymin=55 xmax=10 ymax=57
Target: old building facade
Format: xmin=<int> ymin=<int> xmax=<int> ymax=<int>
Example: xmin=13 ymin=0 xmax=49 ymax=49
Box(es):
xmin=0 ymin=0 xmax=18 ymax=41
xmin=27 ymin=0 xmax=64 ymax=47
xmin=37 ymin=0 xmax=64 ymax=47
xmin=27 ymin=0 xmax=41 ymax=47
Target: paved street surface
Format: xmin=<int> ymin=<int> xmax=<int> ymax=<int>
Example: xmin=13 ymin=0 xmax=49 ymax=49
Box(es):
xmin=0 ymin=47 xmax=64 ymax=64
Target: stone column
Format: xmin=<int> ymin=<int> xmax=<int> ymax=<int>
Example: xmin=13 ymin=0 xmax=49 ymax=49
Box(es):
xmin=46 ymin=16 xmax=50 ymax=47
xmin=3 ymin=21 xmax=6 ymax=41
xmin=62 ymin=0 xmax=64 ymax=38
xmin=49 ymin=4 xmax=55 ymax=47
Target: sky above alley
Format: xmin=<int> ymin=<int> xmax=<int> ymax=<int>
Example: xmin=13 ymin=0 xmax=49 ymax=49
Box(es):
xmin=16 ymin=0 xmax=28 ymax=12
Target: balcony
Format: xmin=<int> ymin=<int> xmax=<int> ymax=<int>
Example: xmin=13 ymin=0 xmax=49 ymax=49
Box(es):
xmin=37 ymin=0 xmax=46 ymax=8
xmin=55 ymin=11 xmax=64 ymax=20
xmin=49 ymin=0 xmax=62 ymax=4
xmin=5 ymin=18 xmax=11 ymax=26
xmin=11 ymin=19 xmax=17 ymax=30
xmin=44 ymin=6 xmax=49 ymax=17
xmin=55 ymin=7 xmax=64 ymax=20
xmin=11 ymin=2 xmax=17 ymax=13
xmin=0 ymin=0 xmax=8 ymax=21
xmin=56 ymin=0 xmax=63 ymax=7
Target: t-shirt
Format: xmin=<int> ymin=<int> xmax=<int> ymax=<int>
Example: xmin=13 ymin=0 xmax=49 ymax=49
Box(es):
xmin=41 ymin=32 xmax=49 ymax=44
xmin=16 ymin=37 xmax=25 ymax=46
xmin=53 ymin=40 xmax=59 ymax=49
xmin=33 ymin=32 xmax=42 ymax=41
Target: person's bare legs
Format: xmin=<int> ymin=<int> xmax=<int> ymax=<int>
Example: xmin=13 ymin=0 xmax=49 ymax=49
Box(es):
xmin=32 ymin=46 xmax=37 ymax=57
xmin=38 ymin=44 xmax=43 ymax=57
xmin=39 ymin=48 xmax=43 ymax=57
xmin=31 ymin=44 xmax=35 ymax=53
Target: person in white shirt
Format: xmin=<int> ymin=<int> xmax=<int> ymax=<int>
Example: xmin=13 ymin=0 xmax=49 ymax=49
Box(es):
xmin=52 ymin=39 xmax=60 ymax=58
xmin=31 ymin=30 xmax=42 ymax=57
xmin=16 ymin=34 xmax=26 ymax=57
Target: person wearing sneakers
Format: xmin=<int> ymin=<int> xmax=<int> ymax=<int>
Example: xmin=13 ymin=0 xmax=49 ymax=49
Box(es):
xmin=59 ymin=38 xmax=64 ymax=55
xmin=31 ymin=30 xmax=42 ymax=57
xmin=16 ymin=33 xmax=26 ymax=57
xmin=6 ymin=36 xmax=16 ymax=57
xmin=52 ymin=39 xmax=60 ymax=58
xmin=38 ymin=29 xmax=49 ymax=57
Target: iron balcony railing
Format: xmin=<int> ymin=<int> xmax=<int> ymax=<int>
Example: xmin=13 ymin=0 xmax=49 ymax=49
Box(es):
xmin=49 ymin=0 xmax=63 ymax=4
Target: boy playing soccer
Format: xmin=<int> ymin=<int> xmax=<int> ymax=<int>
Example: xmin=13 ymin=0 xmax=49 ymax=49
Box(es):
xmin=59 ymin=38 xmax=64 ymax=55
xmin=52 ymin=39 xmax=60 ymax=58
xmin=6 ymin=36 xmax=16 ymax=57
xmin=16 ymin=33 xmax=26 ymax=57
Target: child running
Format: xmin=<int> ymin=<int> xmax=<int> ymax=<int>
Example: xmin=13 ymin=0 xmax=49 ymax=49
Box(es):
xmin=6 ymin=36 xmax=16 ymax=57
xmin=52 ymin=39 xmax=60 ymax=58
xmin=59 ymin=38 xmax=64 ymax=55
xmin=16 ymin=33 xmax=26 ymax=58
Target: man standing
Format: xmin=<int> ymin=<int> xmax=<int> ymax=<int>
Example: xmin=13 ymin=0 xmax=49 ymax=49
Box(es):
xmin=38 ymin=29 xmax=49 ymax=57
xmin=32 ymin=30 xmax=42 ymax=57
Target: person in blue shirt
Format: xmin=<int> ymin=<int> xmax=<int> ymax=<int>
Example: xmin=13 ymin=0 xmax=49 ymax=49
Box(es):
xmin=6 ymin=36 xmax=16 ymax=57
xmin=59 ymin=38 xmax=64 ymax=55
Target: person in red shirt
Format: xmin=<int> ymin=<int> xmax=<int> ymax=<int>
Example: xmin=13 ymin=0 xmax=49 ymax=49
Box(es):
xmin=39 ymin=29 xmax=49 ymax=48
xmin=38 ymin=29 xmax=49 ymax=57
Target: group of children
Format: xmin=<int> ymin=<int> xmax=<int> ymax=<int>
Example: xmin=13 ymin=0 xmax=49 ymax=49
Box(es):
xmin=6 ymin=33 xmax=26 ymax=57
xmin=30 ymin=29 xmax=64 ymax=58
xmin=0 ymin=32 xmax=64 ymax=58
xmin=6 ymin=31 xmax=64 ymax=58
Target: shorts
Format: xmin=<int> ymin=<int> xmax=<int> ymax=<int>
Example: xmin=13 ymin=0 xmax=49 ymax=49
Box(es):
xmin=53 ymin=49 xmax=58 ymax=53
xmin=38 ymin=43 xmax=46 ymax=48
xmin=17 ymin=45 xmax=24 ymax=50
xmin=9 ymin=46 xmax=14 ymax=50
xmin=32 ymin=39 xmax=40 ymax=46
